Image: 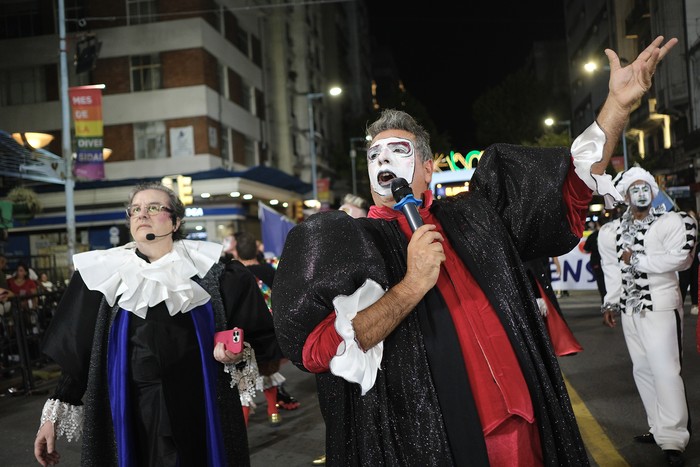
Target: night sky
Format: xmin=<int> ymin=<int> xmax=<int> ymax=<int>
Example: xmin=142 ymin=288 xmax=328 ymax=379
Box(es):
xmin=366 ymin=1 xmax=567 ymax=151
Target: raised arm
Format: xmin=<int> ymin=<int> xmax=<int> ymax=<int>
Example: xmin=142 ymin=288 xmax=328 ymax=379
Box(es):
xmin=591 ymin=36 xmax=678 ymax=175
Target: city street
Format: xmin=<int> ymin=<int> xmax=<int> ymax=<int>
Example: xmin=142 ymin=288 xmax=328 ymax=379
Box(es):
xmin=1 ymin=290 xmax=700 ymax=466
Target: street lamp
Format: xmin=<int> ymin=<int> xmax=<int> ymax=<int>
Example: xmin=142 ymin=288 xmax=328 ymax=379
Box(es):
xmin=544 ymin=117 xmax=572 ymax=141
xmin=349 ymin=136 xmax=370 ymax=195
xmin=304 ymin=86 xmax=342 ymax=207
xmin=11 ymin=132 xmax=54 ymax=149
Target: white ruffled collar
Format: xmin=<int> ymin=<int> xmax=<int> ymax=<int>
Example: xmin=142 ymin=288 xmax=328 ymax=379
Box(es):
xmin=73 ymin=240 xmax=224 ymax=319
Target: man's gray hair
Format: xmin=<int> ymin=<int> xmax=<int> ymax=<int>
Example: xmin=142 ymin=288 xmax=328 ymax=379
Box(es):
xmin=366 ymin=109 xmax=433 ymax=163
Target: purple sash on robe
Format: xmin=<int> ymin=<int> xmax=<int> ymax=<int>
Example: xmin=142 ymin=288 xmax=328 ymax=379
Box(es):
xmin=107 ymin=302 xmax=226 ymax=467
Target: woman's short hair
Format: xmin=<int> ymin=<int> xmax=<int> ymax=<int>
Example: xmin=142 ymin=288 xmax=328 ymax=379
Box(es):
xmin=126 ymin=181 xmax=186 ymax=241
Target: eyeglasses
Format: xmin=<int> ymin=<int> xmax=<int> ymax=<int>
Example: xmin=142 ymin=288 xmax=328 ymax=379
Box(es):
xmin=126 ymin=204 xmax=173 ymax=218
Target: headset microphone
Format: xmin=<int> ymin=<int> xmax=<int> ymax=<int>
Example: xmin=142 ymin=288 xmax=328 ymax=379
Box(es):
xmin=391 ymin=177 xmax=423 ymax=233
xmin=145 ymin=232 xmax=173 ymax=241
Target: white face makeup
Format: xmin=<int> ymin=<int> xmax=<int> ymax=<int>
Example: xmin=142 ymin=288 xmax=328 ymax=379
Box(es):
xmin=628 ymin=182 xmax=652 ymax=208
xmin=367 ymin=137 xmax=416 ymax=197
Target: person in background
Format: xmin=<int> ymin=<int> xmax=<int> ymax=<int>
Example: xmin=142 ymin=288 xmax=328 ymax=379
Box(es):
xmin=678 ymin=209 xmax=699 ymax=314
xmin=233 ymin=231 xmax=299 ymax=426
xmin=600 ymin=167 xmax=696 ymax=467
xmin=0 ymin=253 xmax=9 ymax=279
xmin=221 ymin=224 xmax=238 ymax=262
xmin=0 ymin=254 xmax=15 ymax=316
xmin=33 ymin=181 xmax=266 ymax=467
xmin=271 ymin=37 xmax=676 ymax=466
xmin=37 ymin=272 xmax=55 ymax=294
xmin=583 ymin=219 xmax=607 ymax=303
xmin=338 ymin=193 xmax=369 ymax=219
xmin=0 ymin=254 xmax=15 ymax=375
xmin=8 ymin=262 xmax=38 ymax=312
xmin=523 ymin=256 xmax=583 ymax=357
xmin=552 ymin=256 xmax=569 ymax=298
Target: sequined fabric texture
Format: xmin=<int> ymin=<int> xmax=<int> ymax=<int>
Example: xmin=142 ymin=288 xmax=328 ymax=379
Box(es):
xmin=273 ymin=143 xmax=590 ymax=466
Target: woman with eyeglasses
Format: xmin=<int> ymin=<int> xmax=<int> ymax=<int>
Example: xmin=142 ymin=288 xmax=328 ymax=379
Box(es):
xmin=33 ymin=181 xmax=278 ymax=467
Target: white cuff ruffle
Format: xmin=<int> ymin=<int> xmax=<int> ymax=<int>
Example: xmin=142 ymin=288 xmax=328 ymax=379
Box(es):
xmin=73 ymin=240 xmax=223 ymax=318
xmin=329 ymin=279 xmax=385 ymax=396
xmin=262 ymin=371 xmax=286 ymax=390
xmin=40 ymin=399 xmax=84 ymax=442
xmin=571 ymin=122 xmax=624 ymax=209
xmin=536 ymin=298 xmax=548 ymax=317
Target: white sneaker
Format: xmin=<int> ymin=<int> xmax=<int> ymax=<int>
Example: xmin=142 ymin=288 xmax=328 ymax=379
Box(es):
xmin=691 ymin=305 xmax=698 ymax=315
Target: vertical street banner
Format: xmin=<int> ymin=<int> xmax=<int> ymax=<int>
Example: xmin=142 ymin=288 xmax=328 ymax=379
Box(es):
xmin=69 ymin=85 xmax=105 ymax=180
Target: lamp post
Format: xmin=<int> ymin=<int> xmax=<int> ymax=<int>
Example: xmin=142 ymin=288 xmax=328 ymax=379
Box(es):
xmin=303 ymin=86 xmax=342 ymax=206
xmin=58 ymin=0 xmax=77 ymax=265
xmin=349 ymin=136 xmax=368 ymax=195
xmin=306 ymin=92 xmax=323 ymax=205
xmin=544 ymin=117 xmax=572 ymax=141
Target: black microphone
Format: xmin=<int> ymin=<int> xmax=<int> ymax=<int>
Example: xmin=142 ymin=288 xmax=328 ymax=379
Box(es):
xmin=391 ymin=177 xmax=423 ymax=232
xmin=145 ymin=232 xmax=173 ymax=241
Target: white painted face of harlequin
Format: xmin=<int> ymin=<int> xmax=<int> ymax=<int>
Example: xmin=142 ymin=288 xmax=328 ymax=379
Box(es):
xmin=367 ymin=137 xmax=416 ymax=197
xmin=628 ymin=182 xmax=652 ymax=209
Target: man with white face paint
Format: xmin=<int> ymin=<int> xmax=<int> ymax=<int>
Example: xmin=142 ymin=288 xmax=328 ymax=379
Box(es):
xmin=599 ymin=166 xmax=696 ymax=466
xmin=273 ymin=37 xmax=677 ymax=466
xmin=366 ymin=136 xmax=417 ymax=197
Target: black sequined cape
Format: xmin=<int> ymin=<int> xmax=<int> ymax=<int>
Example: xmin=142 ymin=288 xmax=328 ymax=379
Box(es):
xmin=272 ymin=143 xmax=589 ymax=466
xmin=41 ymin=258 xmax=276 ymax=466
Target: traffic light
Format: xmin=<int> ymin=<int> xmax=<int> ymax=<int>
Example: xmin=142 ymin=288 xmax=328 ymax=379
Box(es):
xmin=295 ymin=200 xmax=304 ymax=223
xmin=176 ymin=175 xmax=193 ymax=205
xmin=161 ymin=176 xmax=174 ymax=190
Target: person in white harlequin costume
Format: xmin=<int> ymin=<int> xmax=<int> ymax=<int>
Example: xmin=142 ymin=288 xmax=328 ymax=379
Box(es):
xmin=599 ymin=166 xmax=697 ymax=467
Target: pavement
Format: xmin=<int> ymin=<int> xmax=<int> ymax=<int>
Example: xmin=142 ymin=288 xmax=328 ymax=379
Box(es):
xmin=0 ymin=359 xmax=324 ymax=467
xmin=2 ymin=290 xmax=700 ymax=466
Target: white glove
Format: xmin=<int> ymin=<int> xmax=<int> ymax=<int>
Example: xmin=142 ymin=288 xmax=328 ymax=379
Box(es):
xmin=536 ymin=298 xmax=548 ymax=317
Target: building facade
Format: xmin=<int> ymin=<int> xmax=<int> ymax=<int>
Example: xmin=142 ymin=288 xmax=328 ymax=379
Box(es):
xmin=0 ymin=0 xmax=373 ymax=280
xmin=564 ymin=0 xmax=700 ymax=211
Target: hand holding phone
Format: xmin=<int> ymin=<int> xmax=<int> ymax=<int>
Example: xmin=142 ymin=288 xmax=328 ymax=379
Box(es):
xmin=214 ymin=327 xmax=244 ymax=354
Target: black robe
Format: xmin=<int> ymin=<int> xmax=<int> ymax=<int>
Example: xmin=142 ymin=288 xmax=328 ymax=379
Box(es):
xmin=272 ymin=143 xmax=589 ymax=466
xmin=42 ymin=255 xmax=278 ymax=466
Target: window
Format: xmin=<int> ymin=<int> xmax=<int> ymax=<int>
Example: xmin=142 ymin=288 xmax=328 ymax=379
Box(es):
xmin=235 ymin=27 xmax=249 ymax=58
xmin=0 ymin=66 xmax=46 ymax=106
xmin=221 ymin=126 xmax=232 ymax=168
xmin=134 ymin=121 xmax=167 ymax=159
xmin=244 ymin=135 xmax=257 ymax=166
xmin=127 ymin=0 xmax=158 ymax=25
xmin=0 ymin=0 xmax=41 ymax=39
xmin=240 ymin=79 xmax=252 ymax=113
xmin=131 ymin=54 xmax=161 ymax=92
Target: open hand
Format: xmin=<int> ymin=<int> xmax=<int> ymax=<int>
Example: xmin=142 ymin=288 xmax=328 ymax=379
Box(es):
xmin=605 ymin=36 xmax=678 ymax=112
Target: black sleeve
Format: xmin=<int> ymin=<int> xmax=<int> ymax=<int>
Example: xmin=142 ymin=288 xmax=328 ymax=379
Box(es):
xmin=469 ymin=143 xmax=580 ymax=260
xmin=41 ymin=271 xmax=104 ymax=391
xmin=219 ymin=260 xmax=283 ymax=363
xmin=50 ymin=372 xmax=86 ymax=406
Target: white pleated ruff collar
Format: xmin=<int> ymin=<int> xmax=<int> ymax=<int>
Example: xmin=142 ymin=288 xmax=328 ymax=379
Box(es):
xmin=73 ymin=240 xmax=224 ymax=319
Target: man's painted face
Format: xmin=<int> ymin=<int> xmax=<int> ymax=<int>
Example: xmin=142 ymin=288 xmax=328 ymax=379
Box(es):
xmin=367 ymin=137 xmax=416 ymax=197
xmin=628 ymin=182 xmax=652 ymax=208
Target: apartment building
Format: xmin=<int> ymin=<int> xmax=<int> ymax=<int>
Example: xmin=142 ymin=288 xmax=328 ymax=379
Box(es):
xmin=0 ymin=0 xmax=372 ymax=278
xmin=564 ymin=0 xmax=700 ymax=211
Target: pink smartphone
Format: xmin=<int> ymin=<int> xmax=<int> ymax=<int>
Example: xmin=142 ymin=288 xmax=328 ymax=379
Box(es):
xmin=214 ymin=327 xmax=244 ymax=353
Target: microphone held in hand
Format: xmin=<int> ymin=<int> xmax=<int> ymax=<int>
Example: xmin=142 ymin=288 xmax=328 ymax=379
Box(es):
xmin=391 ymin=177 xmax=423 ymax=232
xmin=145 ymin=232 xmax=172 ymax=241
